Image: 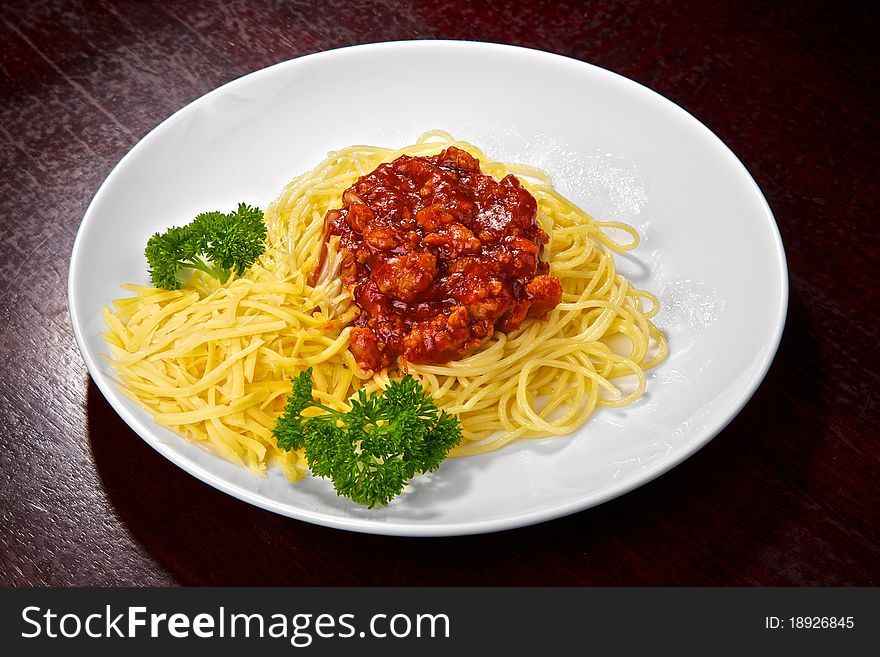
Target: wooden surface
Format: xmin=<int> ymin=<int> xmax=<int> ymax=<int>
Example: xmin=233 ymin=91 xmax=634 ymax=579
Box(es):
xmin=1 ymin=0 xmax=877 ymax=586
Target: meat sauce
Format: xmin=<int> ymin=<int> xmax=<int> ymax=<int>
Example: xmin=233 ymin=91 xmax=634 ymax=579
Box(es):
xmin=324 ymin=146 xmax=563 ymax=371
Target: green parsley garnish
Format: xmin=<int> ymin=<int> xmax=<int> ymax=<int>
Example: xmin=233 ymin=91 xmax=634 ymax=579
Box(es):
xmin=145 ymin=203 xmax=267 ymax=290
xmin=273 ymin=368 xmax=463 ymax=508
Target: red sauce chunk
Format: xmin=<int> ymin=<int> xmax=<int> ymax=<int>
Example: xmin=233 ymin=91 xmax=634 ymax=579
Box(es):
xmin=325 ymin=146 xmax=563 ymax=371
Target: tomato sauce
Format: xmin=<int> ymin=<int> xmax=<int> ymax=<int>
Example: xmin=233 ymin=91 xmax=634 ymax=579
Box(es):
xmin=324 ymin=146 xmax=563 ymax=371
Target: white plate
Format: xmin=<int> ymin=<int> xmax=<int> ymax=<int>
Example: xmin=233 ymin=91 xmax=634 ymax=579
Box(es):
xmin=69 ymin=41 xmax=787 ymax=536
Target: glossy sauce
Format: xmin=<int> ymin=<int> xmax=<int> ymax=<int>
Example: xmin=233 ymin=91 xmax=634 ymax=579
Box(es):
xmin=325 ymin=146 xmax=563 ymax=371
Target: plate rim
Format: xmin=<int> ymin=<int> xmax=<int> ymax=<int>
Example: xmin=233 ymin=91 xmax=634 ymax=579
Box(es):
xmin=68 ymin=39 xmax=789 ymax=537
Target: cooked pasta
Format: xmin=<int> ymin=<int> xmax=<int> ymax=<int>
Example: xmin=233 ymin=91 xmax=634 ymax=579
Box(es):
xmin=104 ymin=130 xmax=667 ymax=477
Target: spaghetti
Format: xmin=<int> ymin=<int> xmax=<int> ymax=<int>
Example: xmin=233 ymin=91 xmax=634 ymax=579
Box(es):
xmin=104 ymin=130 xmax=667 ymax=478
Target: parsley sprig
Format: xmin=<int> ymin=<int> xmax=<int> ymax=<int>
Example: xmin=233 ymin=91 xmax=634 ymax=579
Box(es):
xmin=274 ymin=368 xmax=463 ymax=508
xmin=145 ymin=203 xmax=267 ymax=290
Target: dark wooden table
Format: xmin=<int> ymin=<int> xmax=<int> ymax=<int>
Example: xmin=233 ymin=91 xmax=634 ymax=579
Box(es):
xmin=1 ymin=0 xmax=877 ymax=586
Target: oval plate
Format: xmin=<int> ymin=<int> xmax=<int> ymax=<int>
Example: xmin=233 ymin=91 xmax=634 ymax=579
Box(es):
xmin=69 ymin=41 xmax=787 ymax=536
